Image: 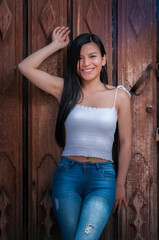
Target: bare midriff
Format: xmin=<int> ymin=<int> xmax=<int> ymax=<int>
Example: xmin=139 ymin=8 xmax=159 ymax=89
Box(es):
xmin=63 ymin=155 xmax=110 ymax=163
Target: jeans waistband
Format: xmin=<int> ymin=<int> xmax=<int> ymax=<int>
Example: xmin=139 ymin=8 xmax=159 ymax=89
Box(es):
xmin=61 ymin=156 xmax=114 ymax=170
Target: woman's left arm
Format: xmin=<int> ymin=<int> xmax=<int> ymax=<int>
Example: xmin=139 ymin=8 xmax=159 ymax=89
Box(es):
xmin=113 ymin=89 xmax=132 ymax=213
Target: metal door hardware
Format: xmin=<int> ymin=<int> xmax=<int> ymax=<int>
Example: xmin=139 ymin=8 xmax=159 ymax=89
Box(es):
xmin=145 ymin=105 xmax=153 ymax=114
xmin=129 ymin=64 xmax=153 ymax=96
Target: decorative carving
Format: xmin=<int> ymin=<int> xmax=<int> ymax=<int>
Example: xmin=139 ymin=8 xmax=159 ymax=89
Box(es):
xmin=0 ymin=0 xmax=12 ymax=40
xmin=37 ymin=154 xmax=58 ymax=170
xmin=129 ymin=190 xmax=147 ymax=240
xmin=38 ymin=0 xmax=55 ymax=39
xmin=129 ymin=0 xmax=146 ymax=38
xmin=0 ymin=153 xmax=16 ymax=239
xmin=37 ymin=154 xmax=58 ymax=237
xmin=0 ymin=114 xmax=8 ymax=145
xmin=0 ymin=189 xmax=11 ymax=239
xmin=39 ymin=190 xmax=53 ymax=237
xmin=127 ymin=153 xmax=149 ymax=190
xmin=84 ymin=0 xmax=101 ymax=33
xmin=0 ymin=152 xmax=16 ymax=175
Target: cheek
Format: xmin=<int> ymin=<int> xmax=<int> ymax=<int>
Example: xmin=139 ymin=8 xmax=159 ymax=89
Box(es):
xmin=93 ymin=57 xmax=103 ymax=66
xmin=76 ymin=66 xmax=80 ymax=75
xmin=76 ymin=61 xmax=81 ymax=75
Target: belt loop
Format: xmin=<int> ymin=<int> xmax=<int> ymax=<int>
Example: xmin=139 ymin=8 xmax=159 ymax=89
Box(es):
xmin=95 ymin=163 xmax=101 ymax=172
xmin=70 ymin=160 xmax=75 ymax=166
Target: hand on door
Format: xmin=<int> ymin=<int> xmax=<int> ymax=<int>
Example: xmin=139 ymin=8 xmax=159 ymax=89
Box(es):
xmin=113 ymin=184 xmax=128 ymax=213
xmin=52 ymin=26 xmax=70 ymax=49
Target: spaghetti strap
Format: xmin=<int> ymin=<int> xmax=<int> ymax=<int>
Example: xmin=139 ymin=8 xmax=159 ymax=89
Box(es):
xmin=117 ymin=85 xmax=131 ymax=97
xmin=113 ymin=87 xmax=118 ymax=108
xmin=113 ymin=85 xmax=131 ymax=108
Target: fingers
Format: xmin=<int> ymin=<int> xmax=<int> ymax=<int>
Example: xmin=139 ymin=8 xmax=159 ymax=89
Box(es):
xmin=113 ymin=199 xmax=122 ymax=213
xmin=117 ymin=200 xmax=122 ymax=213
xmin=113 ymin=197 xmax=128 ymax=213
xmin=53 ymin=26 xmax=61 ymax=35
xmin=62 ymin=28 xmax=70 ymax=41
xmin=52 ymin=26 xmax=70 ymax=46
xmin=123 ymin=197 xmax=128 ymax=209
xmin=113 ymin=200 xmax=118 ymax=213
xmin=55 ymin=26 xmax=70 ymax=38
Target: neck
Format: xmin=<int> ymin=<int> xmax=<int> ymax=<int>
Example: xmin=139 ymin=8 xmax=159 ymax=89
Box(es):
xmin=82 ymin=79 xmax=105 ymax=93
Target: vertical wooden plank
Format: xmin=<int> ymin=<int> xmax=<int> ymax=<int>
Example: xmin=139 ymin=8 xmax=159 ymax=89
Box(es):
xmin=73 ymin=0 xmax=113 ymax=85
xmin=28 ymin=0 xmax=67 ymax=239
xmin=0 ymin=0 xmax=23 ymax=239
xmin=157 ymin=1 xmax=159 ymax=238
xmin=118 ymin=0 xmax=157 ymax=239
xmin=73 ymin=1 xmax=116 ymax=240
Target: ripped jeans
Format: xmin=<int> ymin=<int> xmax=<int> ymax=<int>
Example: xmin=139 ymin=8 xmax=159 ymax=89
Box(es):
xmin=52 ymin=157 xmax=116 ymax=240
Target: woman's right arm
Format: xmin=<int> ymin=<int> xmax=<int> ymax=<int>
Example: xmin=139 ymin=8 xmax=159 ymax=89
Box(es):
xmin=18 ymin=26 xmax=70 ymax=102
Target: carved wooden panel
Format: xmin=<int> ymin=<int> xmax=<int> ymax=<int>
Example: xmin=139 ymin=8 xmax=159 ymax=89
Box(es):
xmin=0 ymin=0 xmax=12 ymax=41
xmin=118 ymin=0 xmax=157 ymax=239
xmin=0 ymin=0 xmax=23 ymax=239
xmin=28 ymin=0 xmax=67 ymax=239
xmin=73 ymin=0 xmax=113 ymax=85
xmin=73 ymin=1 xmax=116 ymax=239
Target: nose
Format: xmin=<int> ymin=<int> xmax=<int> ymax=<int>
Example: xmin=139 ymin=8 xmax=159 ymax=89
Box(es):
xmin=82 ymin=57 xmax=90 ymax=66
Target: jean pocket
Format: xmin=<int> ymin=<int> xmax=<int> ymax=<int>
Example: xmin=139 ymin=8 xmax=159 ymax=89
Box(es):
xmin=98 ymin=166 xmax=116 ymax=180
xmin=55 ymin=160 xmax=74 ymax=173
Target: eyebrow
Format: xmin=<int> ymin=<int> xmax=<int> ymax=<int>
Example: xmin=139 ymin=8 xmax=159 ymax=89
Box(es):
xmin=80 ymin=52 xmax=98 ymax=56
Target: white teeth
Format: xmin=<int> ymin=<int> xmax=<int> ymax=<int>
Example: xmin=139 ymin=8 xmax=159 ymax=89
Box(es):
xmin=83 ymin=69 xmax=93 ymax=72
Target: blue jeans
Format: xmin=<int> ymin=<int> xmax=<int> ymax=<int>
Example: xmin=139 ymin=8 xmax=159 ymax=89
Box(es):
xmin=52 ymin=157 xmax=116 ymax=240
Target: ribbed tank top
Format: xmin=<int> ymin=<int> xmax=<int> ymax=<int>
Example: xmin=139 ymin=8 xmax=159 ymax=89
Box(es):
xmin=62 ymin=85 xmax=131 ymax=162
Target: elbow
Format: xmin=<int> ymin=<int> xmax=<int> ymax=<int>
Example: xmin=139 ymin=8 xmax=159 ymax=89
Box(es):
xmin=18 ymin=62 xmax=24 ymax=74
xmin=18 ymin=62 xmax=29 ymax=76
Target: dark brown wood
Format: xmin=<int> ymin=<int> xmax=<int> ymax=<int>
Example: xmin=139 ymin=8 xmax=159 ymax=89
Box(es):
xmin=28 ymin=0 xmax=67 ymax=239
xmin=73 ymin=1 xmax=117 ymax=240
xmin=118 ymin=0 xmax=157 ymax=239
xmin=73 ymin=0 xmax=113 ymax=85
xmin=0 ymin=0 xmax=157 ymax=239
xmin=0 ymin=0 xmax=23 ymax=239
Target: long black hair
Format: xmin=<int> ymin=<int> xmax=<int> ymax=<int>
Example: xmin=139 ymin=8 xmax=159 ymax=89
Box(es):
xmin=55 ymin=33 xmax=108 ymax=148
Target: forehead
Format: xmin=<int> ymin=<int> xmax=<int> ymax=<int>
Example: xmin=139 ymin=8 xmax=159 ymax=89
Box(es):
xmin=80 ymin=42 xmax=100 ymax=55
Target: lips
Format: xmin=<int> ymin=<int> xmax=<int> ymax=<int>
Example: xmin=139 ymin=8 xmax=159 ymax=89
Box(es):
xmin=81 ymin=68 xmax=94 ymax=73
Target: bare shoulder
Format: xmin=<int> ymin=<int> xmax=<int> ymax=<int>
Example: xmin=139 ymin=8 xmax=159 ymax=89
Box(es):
xmin=105 ymin=84 xmax=131 ymax=106
xmin=117 ymin=87 xmax=131 ymax=111
xmin=118 ymin=88 xmax=130 ymax=100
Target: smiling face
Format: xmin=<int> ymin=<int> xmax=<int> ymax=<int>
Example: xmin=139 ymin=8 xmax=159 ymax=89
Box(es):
xmin=77 ymin=42 xmax=106 ymax=83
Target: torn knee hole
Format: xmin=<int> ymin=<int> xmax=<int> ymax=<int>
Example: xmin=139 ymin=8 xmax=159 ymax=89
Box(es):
xmin=85 ymin=225 xmax=94 ymax=235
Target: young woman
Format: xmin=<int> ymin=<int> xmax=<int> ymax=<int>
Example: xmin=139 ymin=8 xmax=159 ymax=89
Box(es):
xmin=18 ymin=26 xmax=132 ymax=240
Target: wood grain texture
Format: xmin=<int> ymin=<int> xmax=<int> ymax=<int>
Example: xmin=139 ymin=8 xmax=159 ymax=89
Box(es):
xmin=28 ymin=0 xmax=66 ymax=239
xmin=73 ymin=0 xmax=113 ymax=85
xmin=0 ymin=0 xmax=23 ymax=239
xmin=73 ymin=1 xmax=117 ymax=240
xmin=118 ymin=0 xmax=157 ymax=239
xmin=1 ymin=0 xmax=156 ymax=239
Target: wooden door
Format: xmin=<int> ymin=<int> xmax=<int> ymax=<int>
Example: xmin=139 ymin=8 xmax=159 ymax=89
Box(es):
xmin=0 ymin=0 xmax=157 ymax=239
xmin=118 ymin=0 xmax=157 ymax=239
xmin=73 ymin=2 xmax=115 ymax=239
xmin=0 ymin=0 xmax=23 ymax=239
xmin=27 ymin=0 xmax=117 ymax=239
xmin=28 ymin=0 xmax=67 ymax=239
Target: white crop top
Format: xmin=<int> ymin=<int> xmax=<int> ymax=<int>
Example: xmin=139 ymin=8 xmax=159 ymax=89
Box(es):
xmin=62 ymin=85 xmax=131 ymax=162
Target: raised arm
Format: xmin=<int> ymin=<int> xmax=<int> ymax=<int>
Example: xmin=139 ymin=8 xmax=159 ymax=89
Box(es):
xmin=18 ymin=26 xmax=70 ymax=102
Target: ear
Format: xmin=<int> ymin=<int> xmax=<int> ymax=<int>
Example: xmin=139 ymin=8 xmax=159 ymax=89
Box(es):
xmin=102 ymin=54 xmax=106 ymax=66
